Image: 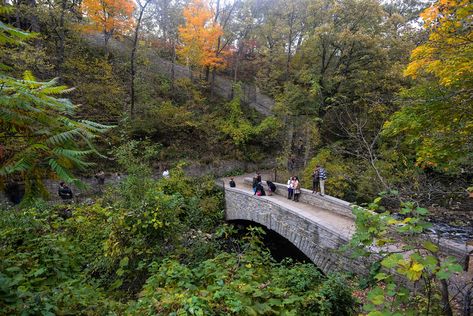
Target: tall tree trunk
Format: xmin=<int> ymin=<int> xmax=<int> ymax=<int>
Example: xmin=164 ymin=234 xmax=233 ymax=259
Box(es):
xmin=440 ymin=279 xmax=453 ymax=316
xmin=27 ymin=0 xmax=40 ymax=32
xmin=170 ymin=40 xmax=176 ymax=92
xmin=14 ymin=0 xmax=21 ymax=27
xmin=130 ymin=0 xmax=150 ymax=119
xmin=205 ymin=66 xmax=210 ymax=81
xmin=55 ymin=0 xmax=67 ymax=76
xmin=210 ymin=0 xmax=220 ymax=96
xmin=286 ymin=9 xmax=295 ymax=79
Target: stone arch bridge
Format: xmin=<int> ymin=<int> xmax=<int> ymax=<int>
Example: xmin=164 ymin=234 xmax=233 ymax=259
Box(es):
xmin=221 ymin=176 xmax=473 ymax=276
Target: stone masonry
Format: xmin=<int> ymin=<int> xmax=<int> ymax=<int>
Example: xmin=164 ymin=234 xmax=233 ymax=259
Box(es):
xmin=224 ymin=187 xmax=371 ymax=275
xmin=224 ymin=179 xmax=473 ymax=275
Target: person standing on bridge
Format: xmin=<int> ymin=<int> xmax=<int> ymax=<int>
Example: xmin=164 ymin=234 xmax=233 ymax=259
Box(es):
xmin=293 ymin=177 xmax=301 ymax=202
xmin=312 ymin=168 xmax=320 ymax=194
xmin=287 ymin=177 xmax=294 ymax=199
xmin=256 ymin=173 xmax=262 ymax=183
xmin=317 ymin=165 xmax=327 ymax=196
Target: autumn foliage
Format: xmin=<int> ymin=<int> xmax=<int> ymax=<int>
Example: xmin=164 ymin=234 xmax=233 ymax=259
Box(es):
xmin=404 ymin=0 xmax=473 ymax=87
xmin=81 ymin=0 xmax=135 ymax=42
xmin=177 ymin=0 xmax=225 ymax=70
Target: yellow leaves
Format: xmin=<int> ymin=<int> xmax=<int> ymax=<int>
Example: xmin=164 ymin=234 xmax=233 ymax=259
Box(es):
xmin=406 ymin=0 xmax=473 ymax=87
xmin=397 ymin=259 xmax=424 ymax=281
xmin=177 ymin=0 xmax=226 ymax=70
xmin=419 ymin=6 xmax=438 ymax=25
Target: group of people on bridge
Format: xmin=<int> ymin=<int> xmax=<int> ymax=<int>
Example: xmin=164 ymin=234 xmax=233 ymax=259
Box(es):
xmin=228 ymin=165 xmax=328 ymax=202
xmin=251 ymin=173 xmax=277 ymax=197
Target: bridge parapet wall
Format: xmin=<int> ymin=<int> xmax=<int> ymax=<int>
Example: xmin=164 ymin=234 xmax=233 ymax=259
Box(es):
xmin=225 ymin=187 xmax=371 ymax=275
xmin=230 ymin=178 xmax=473 ymax=274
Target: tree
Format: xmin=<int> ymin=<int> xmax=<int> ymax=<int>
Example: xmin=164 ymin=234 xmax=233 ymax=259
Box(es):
xmin=130 ymin=0 xmax=152 ymax=118
xmin=404 ymin=0 xmax=472 ymax=88
xmin=383 ymin=0 xmax=473 ymax=172
xmin=177 ymin=0 xmax=224 ymax=76
xmin=0 ymin=71 xmax=110 ymax=198
xmin=0 ymin=15 xmax=110 ymax=199
xmin=81 ymin=0 xmax=135 ymax=49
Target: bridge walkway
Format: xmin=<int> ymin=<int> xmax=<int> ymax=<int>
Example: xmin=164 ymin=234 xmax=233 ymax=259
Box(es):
xmin=222 ymin=173 xmax=356 ymax=240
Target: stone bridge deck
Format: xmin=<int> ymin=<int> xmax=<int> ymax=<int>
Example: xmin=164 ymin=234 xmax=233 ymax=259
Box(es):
xmin=221 ymin=174 xmax=473 ymax=276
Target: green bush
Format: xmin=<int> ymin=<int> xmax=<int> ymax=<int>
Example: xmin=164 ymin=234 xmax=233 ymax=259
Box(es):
xmin=128 ymin=228 xmax=356 ymax=315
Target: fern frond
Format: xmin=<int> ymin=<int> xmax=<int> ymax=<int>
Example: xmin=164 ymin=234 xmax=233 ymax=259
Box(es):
xmin=80 ymin=120 xmax=114 ymax=130
xmin=46 ymin=128 xmax=83 ymax=146
xmin=0 ymin=158 xmax=32 ymax=175
xmin=23 ymin=70 xmax=36 ymax=82
xmin=48 ymin=158 xmax=76 ymax=182
xmin=42 ymin=86 xmax=76 ymax=95
xmin=53 ymin=148 xmax=95 ymax=169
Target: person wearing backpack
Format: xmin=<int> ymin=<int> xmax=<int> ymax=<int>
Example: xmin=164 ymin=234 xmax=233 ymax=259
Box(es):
xmin=266 ymin=180 xmax=276 ymax=196
xmin=317 ymin=165 xmax=327 ymax=196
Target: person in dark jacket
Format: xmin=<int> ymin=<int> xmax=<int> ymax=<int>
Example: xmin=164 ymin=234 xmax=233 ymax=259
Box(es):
xmin=229 ymin=177 xmax=236 ymax=188
xmin=266 ymin=181 xmax=276 ymax=195
xmin=58 ymin=182 xmax=73 ymax=200
xmin=255 ymin=182 xmax=266 ymax=196
xmin=5 ymin=181 xmax=24 ymax=205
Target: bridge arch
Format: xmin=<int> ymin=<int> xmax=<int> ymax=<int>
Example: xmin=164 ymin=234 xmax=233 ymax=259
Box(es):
xmin=224 ymin=187 xmax=370 ymax=275
xmin=228 ymin=219 xmax=313 ymax=263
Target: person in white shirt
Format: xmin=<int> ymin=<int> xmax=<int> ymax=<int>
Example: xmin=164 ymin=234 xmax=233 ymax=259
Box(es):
xmin=287 ymin=176 xmax=294 ymax=199
xmin=162 ymin=169 xmax=170 ymax=178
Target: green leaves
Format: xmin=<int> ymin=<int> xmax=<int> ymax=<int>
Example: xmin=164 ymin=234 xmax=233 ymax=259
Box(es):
xmin=436 ymin=258 xmax=463 ymax=280
xmin=349 ymin=195 xmax=466 ymax=314
xmin=130 ymin=253 xmax=355 ymax=315
xmin=0 ymin=71 xmax=111 ymax=198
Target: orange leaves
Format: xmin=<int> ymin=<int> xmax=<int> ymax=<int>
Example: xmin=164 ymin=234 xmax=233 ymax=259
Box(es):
xmin=177 ymin=0 xmax=225 ymax=70
xmin=405 ymin=0 xmax=473 ymax=87
xmin=81 ymin=0 xmax=135 ymax=37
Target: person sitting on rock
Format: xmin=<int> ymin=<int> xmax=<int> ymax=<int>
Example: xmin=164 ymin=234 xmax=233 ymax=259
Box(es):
xmin=229 ymin=177 xmax=236 ymax=188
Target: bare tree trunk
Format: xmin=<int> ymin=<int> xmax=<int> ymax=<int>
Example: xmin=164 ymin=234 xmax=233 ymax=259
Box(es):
xmin=171 ymin=40 xmax=176 ymax=92
xmin=130 ymin=0 xmax=151 ymax=119
xmin=205 ymin=66 xmax=210 ymax=81
xmin=14 ymin=0 xmax=21 ymax=27
xmin=440 ymin=279 xmax=453 ymax=316
xmin=27 ymin=0 xmax=40 ymax=32
xmin=55 ymin=0 xmax=67 ymax=75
